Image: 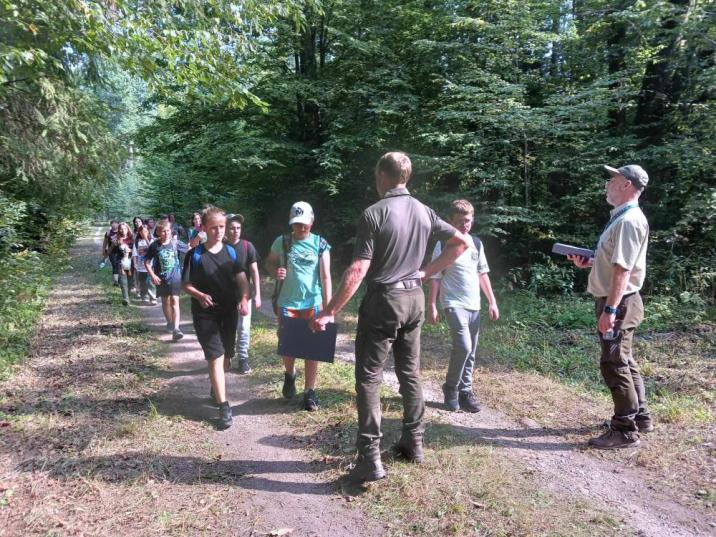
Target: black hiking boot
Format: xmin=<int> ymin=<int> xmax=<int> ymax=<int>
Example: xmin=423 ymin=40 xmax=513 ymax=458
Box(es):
xmin=442 ymin=383 xmax=459 ymax=411
xmin=588 ymin=428 xmax=640 ymax=449
xmin=303 ymin=389 xmax=320 ymax=411
xmin=218 ymin=401 xmax=233 ymax=430
xmin=635 ymin=416 xmax=654 ymax=433
xmin=392 ymin=435 xmax=424 ymax=464
xmin=458 ymin=391 xmax=482 ymax=413
xmin=282 ymin=372 xmax=297 ymax=399
xmin=347 ymin=454 xmax=386 ymax=483
xmin=237 ymin=359 xmax=251 ymax=375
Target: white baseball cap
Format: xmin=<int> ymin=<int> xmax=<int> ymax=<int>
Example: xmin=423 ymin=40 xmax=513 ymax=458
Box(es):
xmin=288 ymin=201 xmax=314 ymax=225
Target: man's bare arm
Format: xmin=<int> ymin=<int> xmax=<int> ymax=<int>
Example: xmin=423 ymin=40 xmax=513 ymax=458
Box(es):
xmin=420 ymin=231 xmax=471 ymax=280
xmin=321 ymin=258 xmax=371 ymax=317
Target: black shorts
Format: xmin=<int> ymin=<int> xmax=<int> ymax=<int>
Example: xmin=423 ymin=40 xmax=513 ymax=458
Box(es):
xmin=156 ymin=278 xmax=182 ymax=297
xmin=192 ymin=307 xmax=239 ymax=360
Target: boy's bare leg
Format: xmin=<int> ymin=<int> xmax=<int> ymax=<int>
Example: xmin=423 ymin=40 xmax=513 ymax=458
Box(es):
xmin=170 ymin=295 xmax=180 ymax=330
xmin=161 ymin=296 xmax=172 ymax=325
xmin=208 ymin=356 xmax=227 ymax=403
xmin=304 ymin=359 xmax=318 ymax=391
xmin=282 ymin=356 xmax=296 ymax=375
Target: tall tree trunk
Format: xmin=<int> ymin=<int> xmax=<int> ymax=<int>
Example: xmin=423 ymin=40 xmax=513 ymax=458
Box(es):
xmin=634 ymin=0 xmax=692 ymax=143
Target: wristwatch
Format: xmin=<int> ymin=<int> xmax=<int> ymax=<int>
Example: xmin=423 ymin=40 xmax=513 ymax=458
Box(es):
xmin=603 ymin=305 xmax=618 ymax=315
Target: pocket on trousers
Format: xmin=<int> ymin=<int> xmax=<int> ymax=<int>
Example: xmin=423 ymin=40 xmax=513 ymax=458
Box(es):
xmin=600 ymin=335 xmax=628 ymax=367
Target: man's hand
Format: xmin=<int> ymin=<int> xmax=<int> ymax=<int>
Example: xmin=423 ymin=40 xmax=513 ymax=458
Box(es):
xmin=598 ymin=311 xmax=615 ymax=335
xmin=488 ymin=302 xmax=499 ymax=321
xmin=253 ymin=296 xmax=262 ymax=309
xmin=567 ymin=254 xmax=593 ymax=269
xmin=312 ymin=311 xmax=334 ymax=332
xmin=189 ymin=235 xmax=202 ymax=249
xmin=276 ymin=267 xmax=287 ymax=280
xmin=428 ymin=303 xmax=439 ymax=325
xmin=238 ymin=298 xmax=249 ymax=316
xmin=150 ymin=274 xmax=161 ymax=286
xmin=198 ymin=293 xmax=214 ymax=309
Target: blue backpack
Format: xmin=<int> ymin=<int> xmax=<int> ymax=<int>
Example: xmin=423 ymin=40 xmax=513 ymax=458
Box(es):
xmin=191 ymin=243 xmax=238 ymax=268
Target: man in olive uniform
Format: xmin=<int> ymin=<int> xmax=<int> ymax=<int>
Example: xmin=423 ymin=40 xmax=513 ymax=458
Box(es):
xmin=569 ymin=164 xmax=652 ymax=449
xmin=314 ymin=152 xmax=470 ymax=482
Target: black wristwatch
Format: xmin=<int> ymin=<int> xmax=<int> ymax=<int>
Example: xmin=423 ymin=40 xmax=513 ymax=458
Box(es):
xmin=603 ymin=305 xmax=618 ymax=315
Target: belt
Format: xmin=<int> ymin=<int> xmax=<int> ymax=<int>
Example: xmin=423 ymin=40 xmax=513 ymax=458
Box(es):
xmin=369 ymin=278 xmax=422 ymax=291
xmin=597 ymin=291 xmax=637 ymax=301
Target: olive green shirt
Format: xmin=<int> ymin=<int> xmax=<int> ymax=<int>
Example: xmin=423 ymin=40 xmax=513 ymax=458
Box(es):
xmin=353 ymin=187 xmax=456 ymax=285
xmin=587 ymin=202 xmax=649 ymax=298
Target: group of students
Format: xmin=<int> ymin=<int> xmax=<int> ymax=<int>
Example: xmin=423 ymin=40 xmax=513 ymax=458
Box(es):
xmin=101 ymin=198 xmax=498 ymax=434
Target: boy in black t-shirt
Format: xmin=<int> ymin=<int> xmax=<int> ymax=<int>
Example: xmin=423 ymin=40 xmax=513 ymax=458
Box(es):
xmin=225 ymin=214 xmax=261 ymax=374
xmin=182 ymin=207 xmax=249 ymax=430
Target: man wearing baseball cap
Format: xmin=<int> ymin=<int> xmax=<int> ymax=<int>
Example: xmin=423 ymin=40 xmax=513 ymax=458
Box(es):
xmin=569 ymin=164 xmax=653 ymax=449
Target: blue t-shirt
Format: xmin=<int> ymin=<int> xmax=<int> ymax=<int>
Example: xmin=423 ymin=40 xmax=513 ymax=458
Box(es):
xmin=145 ymin=240 xmax=185 ymax=284
xmin=270 ymin=233 xmax=330 ymax=310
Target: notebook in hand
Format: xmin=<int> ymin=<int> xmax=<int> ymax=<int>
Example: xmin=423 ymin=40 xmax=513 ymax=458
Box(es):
xmin=277 ymin=316 xmax=338 ymax=363
xmin=551 ymin=243 xmax=594 ymax=259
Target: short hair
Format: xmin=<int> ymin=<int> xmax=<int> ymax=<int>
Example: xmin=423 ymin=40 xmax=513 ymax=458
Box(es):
xmin=228 ymin=213 xmax=244 ymax=225
xmin=159 ymin=214 xmax=169 ymax=221
xmin=110 ymin=219 xmax=119 ymax=224
xmin=157 ymin=220 xmax=172 ymax=230
xmin=375 ymin=152 xmax=412 ymax=184
xmin=448 ymin=199 xmax=474 ymax=218
xmin=201 ymin=205 xmax=225 ymax=226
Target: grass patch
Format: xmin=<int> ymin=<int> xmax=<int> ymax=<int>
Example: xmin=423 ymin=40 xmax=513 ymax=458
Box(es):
xmin=0 ymin=220 xmax=81 ymax=378
xmin=247 ymin=312 xmax=628 ymax=536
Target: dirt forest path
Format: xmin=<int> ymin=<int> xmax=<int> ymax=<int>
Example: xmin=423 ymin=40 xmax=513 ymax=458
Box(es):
xmin=0 ymin=231 xmax=382 ymax=537
xmin=255 ymin=287 xmax=715 ymax=536
xmin=329 ymin=331 xmax=713 ymax=537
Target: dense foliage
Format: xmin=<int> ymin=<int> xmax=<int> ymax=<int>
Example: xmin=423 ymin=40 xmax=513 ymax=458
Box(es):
xmin=2 ymin=0 xmax=714 ymax=302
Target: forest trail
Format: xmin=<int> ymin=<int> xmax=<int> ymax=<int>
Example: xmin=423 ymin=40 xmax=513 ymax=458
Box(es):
xmin=256 ymin=293 xmax=714 ymax=537
xmin=0 ymin=232 xmax=382 ymax=537
xmin=1 ymin=233 xmax=713 ymax=536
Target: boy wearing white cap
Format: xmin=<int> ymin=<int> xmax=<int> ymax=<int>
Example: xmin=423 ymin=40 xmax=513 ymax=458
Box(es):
xmin=266 ymin=201 xmax=333 ymax=411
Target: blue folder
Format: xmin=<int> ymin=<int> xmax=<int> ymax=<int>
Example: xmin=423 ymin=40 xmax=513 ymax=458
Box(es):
xmin=277 ymin=317 xmax=338 ymax=363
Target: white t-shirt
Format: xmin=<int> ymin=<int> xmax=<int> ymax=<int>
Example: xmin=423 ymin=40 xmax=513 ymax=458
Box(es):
xmin=431 ymin=237 xmax=489 ymax=311
xmin=132 ymin=238 xmax=154 ymax=273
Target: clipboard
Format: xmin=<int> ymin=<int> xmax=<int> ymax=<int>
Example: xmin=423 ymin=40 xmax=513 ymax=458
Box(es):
xmin=551 ymin=242 xmax=594 ymax=259
xmin=277 ymin=316 xmax=338 ymax=363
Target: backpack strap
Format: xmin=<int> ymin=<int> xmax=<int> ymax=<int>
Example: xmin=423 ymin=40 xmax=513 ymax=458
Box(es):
xmin=225 ymin=243 xmax=238 ymax=263
xmin=191 ymin=243 xmax=204 ymax=268
xmin=317 ymin=236 xmax=328 ymax=257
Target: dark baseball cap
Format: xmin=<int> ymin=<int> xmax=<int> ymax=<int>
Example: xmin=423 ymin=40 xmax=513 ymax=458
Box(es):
xmin=604 ymin=164 xmax=649 ymax=190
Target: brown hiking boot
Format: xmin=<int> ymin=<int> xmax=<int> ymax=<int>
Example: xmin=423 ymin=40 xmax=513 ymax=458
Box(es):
xmin=393 ymin=436 xmax=424 ymax=464
xmin=588 ymin=428 xmax=640 ymax=450
xmin=347 ymin=454 xmax=386 ymax=483
xmin=635 ymin=417 xmax=654 ymax=432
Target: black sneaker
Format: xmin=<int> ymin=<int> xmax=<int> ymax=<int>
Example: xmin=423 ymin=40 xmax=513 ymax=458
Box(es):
xmin=303 ymin=389 xmax=320 ymax=411
xmin=237 ymin=359 xmax=251 ymax=375
xmin=458 ymin=391 xmax=481 ymax=413
xmin=218 ymin=401 xmax=233 ymax=430
xmin=172 ymin=329 xmax=184 ymax=341
xmin=282 ymin=372 xmax=297 ymax=399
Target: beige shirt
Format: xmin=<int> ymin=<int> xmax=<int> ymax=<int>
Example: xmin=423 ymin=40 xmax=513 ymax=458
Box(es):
xmin=587 ymin=202 xmax=649 ymax=298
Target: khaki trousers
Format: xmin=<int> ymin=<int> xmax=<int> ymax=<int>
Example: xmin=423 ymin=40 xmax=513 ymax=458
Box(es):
xmin=354 ymin=286 xmax=425 ymax=456
xmin=595 ymin=293 xmax=651 ymax=431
